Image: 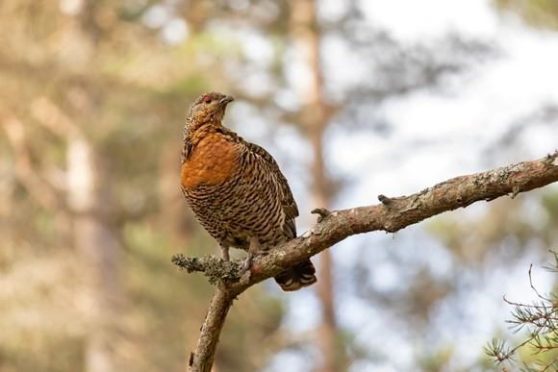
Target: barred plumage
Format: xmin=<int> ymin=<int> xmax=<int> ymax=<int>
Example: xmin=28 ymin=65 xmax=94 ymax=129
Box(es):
xmin=180 ymin=92 xmax=316 ymax=291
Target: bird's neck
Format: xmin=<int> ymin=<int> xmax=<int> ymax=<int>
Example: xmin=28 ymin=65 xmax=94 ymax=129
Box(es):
xmin=181 ymin=118 xmax=222 ymax=163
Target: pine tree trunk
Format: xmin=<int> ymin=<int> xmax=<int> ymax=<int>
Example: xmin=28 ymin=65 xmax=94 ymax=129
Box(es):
xmin=67 ymin=136 xmax=121 ymax=372
xmin=289 ymin=0 xmax=345 ymax=370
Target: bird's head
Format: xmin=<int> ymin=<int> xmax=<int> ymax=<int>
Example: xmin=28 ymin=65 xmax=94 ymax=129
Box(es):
xmin=187 ymin=92 xmax=234 ymax=126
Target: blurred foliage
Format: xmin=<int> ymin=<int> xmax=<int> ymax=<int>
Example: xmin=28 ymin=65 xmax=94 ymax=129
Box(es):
xmin=494 ymin=0 xmax=558 ymax=30
xmin=427 ymin=198 xmax=537 ymax=265
xmin=428 ymin=190 xmax=558 ymax=370
xmin=0 ymin=0 xmax=284 ymax=371
xmin=426 ymin=65 xmax=558 ymax=369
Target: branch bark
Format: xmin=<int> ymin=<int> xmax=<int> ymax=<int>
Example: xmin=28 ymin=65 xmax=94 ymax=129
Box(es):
xmin=175 ymin=151 xmax=558 ymax=372
xmin=188 ymin=287 xmax=236 ymax=372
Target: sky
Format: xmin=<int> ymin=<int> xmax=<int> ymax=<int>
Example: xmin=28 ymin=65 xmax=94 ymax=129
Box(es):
xmin=266 ymin=0 xmax=558 ymax=371
xmin=338 ymin=0 xmax=558 ymax=195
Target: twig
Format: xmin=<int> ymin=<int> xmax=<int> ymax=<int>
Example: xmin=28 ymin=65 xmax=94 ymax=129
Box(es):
xmin=488 ymin=252 xmax=558 ymax=368
xmin=528 ymin=264 xmax=553 ymax=303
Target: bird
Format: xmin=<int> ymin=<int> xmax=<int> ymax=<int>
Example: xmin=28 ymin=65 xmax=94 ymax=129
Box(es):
xmin=180 ymin=92 xmax=316 ymax=291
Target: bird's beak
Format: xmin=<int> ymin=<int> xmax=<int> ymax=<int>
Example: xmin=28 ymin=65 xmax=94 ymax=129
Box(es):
xmin=219 ymin=96 xmax=234 ymax=105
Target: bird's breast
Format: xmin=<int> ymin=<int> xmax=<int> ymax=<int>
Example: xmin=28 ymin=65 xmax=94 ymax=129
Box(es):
xmin=180 ymin=133 xmax=239 ymax=190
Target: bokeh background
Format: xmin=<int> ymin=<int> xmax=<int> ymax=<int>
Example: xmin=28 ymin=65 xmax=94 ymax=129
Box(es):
xmin=2 ymin=0 xmax=558 ymax=371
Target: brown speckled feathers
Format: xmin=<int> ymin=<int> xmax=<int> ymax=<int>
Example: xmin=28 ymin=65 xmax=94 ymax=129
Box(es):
xmin=180 ymin=92 xmax=316 ymax=291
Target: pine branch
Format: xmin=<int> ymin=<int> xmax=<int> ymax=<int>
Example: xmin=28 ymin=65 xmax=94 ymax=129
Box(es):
xmin=174 ymin=151 xmax=558 ymax=372
xmin=487 ymin=252 xmax=558 ymax=369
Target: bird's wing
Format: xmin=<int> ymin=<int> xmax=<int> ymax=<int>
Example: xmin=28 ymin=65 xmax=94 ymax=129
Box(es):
xmin=244 ymin=141 xmax=299 ymax=220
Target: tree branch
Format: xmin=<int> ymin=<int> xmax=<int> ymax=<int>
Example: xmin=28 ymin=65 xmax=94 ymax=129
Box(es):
xmin=174 ymin=151 xmax=558 ymax=372
xmin=188 ymin=287 xmax=236 ymax=372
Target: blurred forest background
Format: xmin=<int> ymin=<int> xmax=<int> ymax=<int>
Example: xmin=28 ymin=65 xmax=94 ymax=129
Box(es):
xmin=1 ymin=0 xmax=558 ymax=371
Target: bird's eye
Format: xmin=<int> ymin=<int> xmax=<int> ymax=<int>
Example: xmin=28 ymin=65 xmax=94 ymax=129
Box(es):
xmin=203 ymin=96 xmax=212 ymax=104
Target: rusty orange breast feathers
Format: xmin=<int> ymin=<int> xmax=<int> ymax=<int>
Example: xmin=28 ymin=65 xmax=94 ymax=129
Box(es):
xmin=180 ymin=133 xmax=239 ymax=190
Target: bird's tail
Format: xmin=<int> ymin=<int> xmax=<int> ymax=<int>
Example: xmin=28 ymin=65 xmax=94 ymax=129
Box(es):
xmin=274 ymin=259 xmax=317 ymax=291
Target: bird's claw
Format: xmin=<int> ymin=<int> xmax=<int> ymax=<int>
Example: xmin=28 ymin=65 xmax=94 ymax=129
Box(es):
xmin=241 ymin=253 xmax=253 ymax=274
xmin=220 ymin=245 xmax=230 ymax=262
xmin=238 ymin=253 xmax=254 ymax=283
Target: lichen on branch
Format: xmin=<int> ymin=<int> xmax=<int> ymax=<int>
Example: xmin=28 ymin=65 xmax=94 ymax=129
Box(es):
xmin=171 ymin=255 xmax=243 ymax=284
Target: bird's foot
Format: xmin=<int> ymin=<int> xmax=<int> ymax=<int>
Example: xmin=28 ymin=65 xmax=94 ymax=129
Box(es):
xmin=239 ymin=237 xmax=261 ymax=282
xmin=238 ymin=252 xmax=254 ymax=284
xmin=220 ymin=245 xmax=230 ymax=262
xmin=241 ymin=252 xmax=253 ymax=274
